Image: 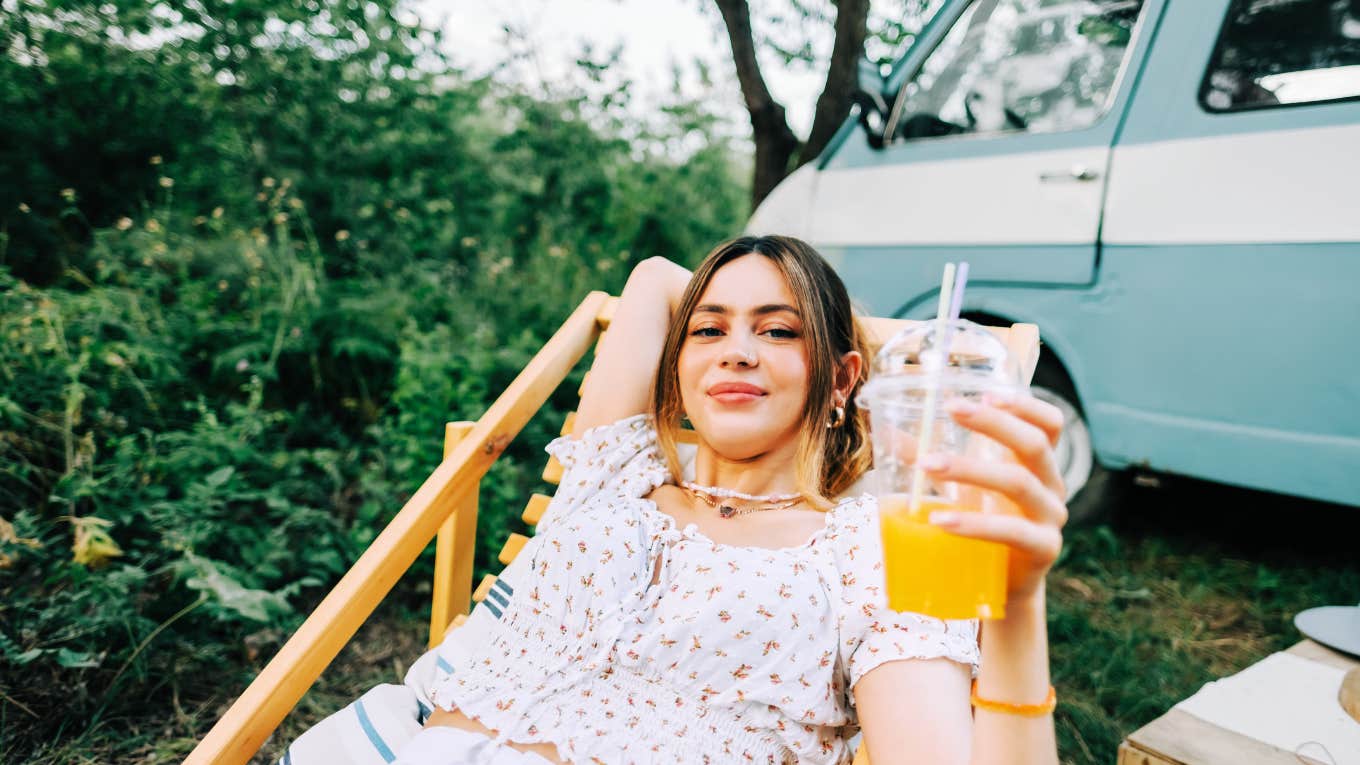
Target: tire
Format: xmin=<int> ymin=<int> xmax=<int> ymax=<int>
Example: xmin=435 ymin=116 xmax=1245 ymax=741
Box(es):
xmin=1030 ymin=358 xmax=1120 ymax=525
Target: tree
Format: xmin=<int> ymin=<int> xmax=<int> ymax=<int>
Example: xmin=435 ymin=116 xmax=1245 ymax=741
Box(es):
xmin=0 ymin=0 xmax=462 ymax=282
xmin=708 ymin=0 xmax=939 ymax=209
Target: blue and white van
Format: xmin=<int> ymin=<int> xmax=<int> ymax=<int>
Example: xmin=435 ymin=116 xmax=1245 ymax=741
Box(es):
xmin=748 ymin=0 xmax=1360 ymax=519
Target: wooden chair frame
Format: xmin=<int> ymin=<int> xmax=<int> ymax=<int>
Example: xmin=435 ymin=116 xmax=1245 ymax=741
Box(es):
xmin=184 ymin=291 xmax=1038 ymax=765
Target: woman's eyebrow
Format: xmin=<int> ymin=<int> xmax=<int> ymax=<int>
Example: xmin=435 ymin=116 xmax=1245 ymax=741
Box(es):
xmin=693 ymin=303 xmax=800 ymax=317
xmin=754 ymin=303 xmax=800 ymax=318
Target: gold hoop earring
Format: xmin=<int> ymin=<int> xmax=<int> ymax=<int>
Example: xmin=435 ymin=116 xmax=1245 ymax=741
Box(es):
xmin=826 ymin=405 xmax=846 ymax=429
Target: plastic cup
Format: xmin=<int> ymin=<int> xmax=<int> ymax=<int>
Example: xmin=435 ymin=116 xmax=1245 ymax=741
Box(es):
xmin=856 ymin=318 xmax=1024 ymax=620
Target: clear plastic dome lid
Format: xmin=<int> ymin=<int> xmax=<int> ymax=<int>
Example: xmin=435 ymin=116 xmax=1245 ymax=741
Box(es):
xmin=857 ymin=318 xmax=1020 ymax=407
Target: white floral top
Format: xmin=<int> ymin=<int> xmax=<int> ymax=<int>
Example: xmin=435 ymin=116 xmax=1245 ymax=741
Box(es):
xmin=428 ymin=415 xmax=979 ymax=764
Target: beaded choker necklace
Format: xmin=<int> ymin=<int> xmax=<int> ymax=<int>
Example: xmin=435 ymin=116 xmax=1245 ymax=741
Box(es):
xmin=680 ymin=481 xmax=803 ymax=519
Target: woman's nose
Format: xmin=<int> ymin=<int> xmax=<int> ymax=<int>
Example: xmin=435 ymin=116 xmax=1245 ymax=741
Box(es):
xmin=719 ymin=343 xmax=757 ymax=368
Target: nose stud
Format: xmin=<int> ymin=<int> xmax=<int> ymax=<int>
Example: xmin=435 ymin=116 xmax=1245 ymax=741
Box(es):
xmin=726 ymin=349 xmax=755 ymax=366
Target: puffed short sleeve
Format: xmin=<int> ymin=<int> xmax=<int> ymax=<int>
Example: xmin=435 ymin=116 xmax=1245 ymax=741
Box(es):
xmin=536 ymin=414 xmax=670 ymax=532
xmin=830 ymin=498 xmax=980 ymax=699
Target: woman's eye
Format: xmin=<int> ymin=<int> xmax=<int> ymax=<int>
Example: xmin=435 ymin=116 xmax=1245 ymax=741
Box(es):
xmin=690 ymin=327 xmax=724 ymax=337
xmin=762 ymin=327 xmax=798 ymax=339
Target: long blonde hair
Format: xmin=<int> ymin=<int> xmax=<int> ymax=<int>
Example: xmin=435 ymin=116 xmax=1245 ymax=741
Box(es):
xmin=651 ymin=236 xmax=873 ymax=509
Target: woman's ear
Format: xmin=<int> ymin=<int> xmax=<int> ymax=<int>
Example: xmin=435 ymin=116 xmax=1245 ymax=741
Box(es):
xmin=835 ymin=350 xmax=864 ymax=403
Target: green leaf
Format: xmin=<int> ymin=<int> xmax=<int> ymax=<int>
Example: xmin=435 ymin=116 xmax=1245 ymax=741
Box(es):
xmin=204 ymin=466 xmax=235 ymax=489
xmin=56 ymin=648 xmax=101 ymax=669
xmin=182 ymin=556 xmax=291 ymax=624
xmin=10 ymin=648 xmax=45 ymax=666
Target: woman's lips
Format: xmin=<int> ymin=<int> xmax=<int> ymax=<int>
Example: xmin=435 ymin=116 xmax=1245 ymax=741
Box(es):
xmin=707 ymin=382 xmax=766 ymax=404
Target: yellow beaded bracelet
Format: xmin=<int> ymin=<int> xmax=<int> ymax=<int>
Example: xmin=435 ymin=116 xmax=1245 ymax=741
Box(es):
xmin=970 ymin=680 xmax=1057 ymax=717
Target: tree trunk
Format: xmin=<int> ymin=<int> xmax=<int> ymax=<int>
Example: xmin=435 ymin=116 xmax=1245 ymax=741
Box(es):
xmin=714 ymin=0 xmax=801 ymax=212
xmin=800 ymin=0 xmax=870 ymax=168
xmin=716 ymin=0 xmax=872 ymax=211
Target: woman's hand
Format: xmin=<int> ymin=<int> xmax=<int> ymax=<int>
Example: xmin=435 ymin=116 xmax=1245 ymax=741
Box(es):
xmin=921 ymin=391 xmax=1068 ymax=602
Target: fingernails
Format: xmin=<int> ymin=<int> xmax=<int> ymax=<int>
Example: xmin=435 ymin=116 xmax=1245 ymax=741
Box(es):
xmin=983 ymin=392 xmax=1014 ymax=407
xmin=948 ymin=399 xmax=978 ymax=416
xmin=929 ymin=511 xmax=960 ymax=528
xmin=920 ymin=454 xmax=949 ymax=472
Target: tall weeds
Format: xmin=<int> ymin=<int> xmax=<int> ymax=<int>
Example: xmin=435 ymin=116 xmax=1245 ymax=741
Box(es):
xmin=1 ymin=76 xmax=747 ymax=761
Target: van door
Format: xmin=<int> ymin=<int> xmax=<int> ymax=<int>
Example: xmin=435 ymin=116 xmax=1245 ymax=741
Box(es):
xmin=808 ymin=0 xmax=1160 ymax=318
xmin=1097 ymin=0 xmax=1360 ymax=505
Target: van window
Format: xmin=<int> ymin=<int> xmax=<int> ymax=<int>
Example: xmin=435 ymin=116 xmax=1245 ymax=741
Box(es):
xmin=891 ymin=0 xmax=1145 ymax=142
xmin=1201 ymin=0 xmax=1360 ymax=112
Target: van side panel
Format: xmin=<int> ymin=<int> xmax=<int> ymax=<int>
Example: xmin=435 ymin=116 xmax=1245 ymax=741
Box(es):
xmin=1097 ymin=0 xmax=1360 ymax=504
xmin=1086 ymin=244 xmax=1359 ymax=506
xmin=821 ymin=245 xmax=1094 ymax=317
xmin=813 ymin=147 xmax=1107 ymax=252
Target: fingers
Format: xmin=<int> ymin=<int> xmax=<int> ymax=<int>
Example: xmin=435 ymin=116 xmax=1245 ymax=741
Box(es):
xmin=946 ymin=394 xmax=1065 ymax=497
xmin=990 ymin=391 xmax=1064 ymax=447
xmin=928 ymin=510 xmax=1063 ymax=565
xmin=922 ymin=451 xmax=1068 ymax=528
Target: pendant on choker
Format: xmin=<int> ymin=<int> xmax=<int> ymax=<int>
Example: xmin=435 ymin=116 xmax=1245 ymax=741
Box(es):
xmin=682 ymin=485 xmax=802 ymax=519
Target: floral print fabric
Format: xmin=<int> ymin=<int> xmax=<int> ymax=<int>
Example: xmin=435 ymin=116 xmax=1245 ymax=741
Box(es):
xmin=427 ymin=415 xmax=979 ymax=764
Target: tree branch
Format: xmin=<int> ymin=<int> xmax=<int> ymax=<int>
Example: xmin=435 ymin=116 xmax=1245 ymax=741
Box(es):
xmin=800 ymin=0 xmax=869 ymax=166
xmin=714 ymin=0 xmax=786 ymax=133
xmin=714 ymin=0 xmax=800 ymax=210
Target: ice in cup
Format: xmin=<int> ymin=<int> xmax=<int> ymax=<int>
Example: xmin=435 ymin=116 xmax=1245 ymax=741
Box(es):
xmin=856 ymin=318 xmax=1024 ymax=620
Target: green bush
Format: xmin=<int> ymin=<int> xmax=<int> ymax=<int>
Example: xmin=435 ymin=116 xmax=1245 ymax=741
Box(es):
xmin=0 ymin=5 xmax=747 ymax=755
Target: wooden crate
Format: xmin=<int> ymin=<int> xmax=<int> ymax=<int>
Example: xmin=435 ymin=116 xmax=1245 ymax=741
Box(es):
xmin=1118 ymin=640 xmax=1359 ymax=765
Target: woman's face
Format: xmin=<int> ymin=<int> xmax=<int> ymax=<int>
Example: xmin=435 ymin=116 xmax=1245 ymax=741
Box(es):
xmin=678 ymin=254 xmax=811 ymax=460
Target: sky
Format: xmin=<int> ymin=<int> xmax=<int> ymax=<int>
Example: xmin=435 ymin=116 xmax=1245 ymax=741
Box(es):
xmin=412 ymin=0 xmax=831 ymax=138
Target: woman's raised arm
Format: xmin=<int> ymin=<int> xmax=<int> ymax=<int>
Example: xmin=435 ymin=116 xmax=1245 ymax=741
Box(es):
xmin=572 ymin=257 xmax=692 ymax=437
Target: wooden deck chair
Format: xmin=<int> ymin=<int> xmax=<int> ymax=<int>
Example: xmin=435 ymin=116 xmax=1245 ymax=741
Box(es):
xmin=183 ymin=291 xmax=1039 ymax=765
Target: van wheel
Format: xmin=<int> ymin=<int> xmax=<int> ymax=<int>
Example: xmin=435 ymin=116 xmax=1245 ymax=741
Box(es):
xmin=1030 ymin=359 xmax=1118 ymax=526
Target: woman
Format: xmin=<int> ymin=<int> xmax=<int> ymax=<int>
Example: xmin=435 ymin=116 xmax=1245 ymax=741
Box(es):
xmin=284 ymin=236 xmax=1066 ymax=764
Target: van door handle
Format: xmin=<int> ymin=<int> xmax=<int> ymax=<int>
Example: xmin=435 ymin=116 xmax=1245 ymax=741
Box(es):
xmin=1039 ymin=165 xmax=1099 ymax=182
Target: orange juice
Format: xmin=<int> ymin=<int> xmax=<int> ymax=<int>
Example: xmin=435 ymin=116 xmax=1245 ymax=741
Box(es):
xmin=878 ymin=494 xmax=1008 ymax=620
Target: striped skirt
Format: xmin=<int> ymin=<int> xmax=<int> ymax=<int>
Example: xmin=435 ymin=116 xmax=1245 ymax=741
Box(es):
xmin=278 ymin=644 xmax=552 ymax=765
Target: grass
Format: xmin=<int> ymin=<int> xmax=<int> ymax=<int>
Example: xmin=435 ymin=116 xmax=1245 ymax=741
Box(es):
xmin=1049 ymin=476 xmax=1359 ymax=762
xmin=243 ymin=607 xmax=429 ymax=765
xmin=12 ymin=477 xmax=1359 ymax=764
xmin=4 ymin=581 xmax=429 ymax=765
